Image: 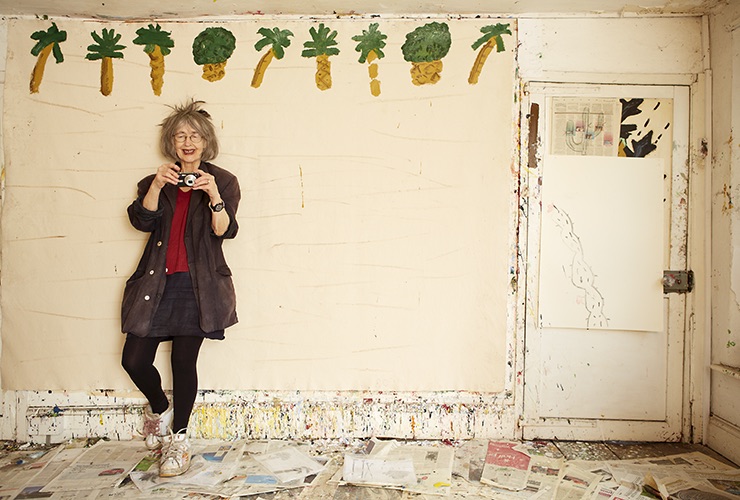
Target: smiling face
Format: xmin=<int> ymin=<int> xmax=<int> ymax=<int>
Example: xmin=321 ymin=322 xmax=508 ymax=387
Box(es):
xmin=173 ymin=122 xmax=206 ymax=171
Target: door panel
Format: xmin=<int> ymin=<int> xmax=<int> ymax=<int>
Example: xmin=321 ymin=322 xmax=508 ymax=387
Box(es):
xmin=522 ymin=83 xmax=689 ymax=441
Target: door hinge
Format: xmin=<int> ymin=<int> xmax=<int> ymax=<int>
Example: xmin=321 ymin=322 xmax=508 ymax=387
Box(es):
xmin=663 ymin=270 xmax=694 ymax=293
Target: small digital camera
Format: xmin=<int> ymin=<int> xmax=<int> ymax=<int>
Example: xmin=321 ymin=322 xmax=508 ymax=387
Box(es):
xmin=177 ymin=172 xmax=200 ymax=187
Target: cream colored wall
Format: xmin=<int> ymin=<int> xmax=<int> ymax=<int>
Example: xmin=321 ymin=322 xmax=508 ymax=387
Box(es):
xmin=707 ymin=1 xmax=740 ymax=463
xmin=0 ymin=18 xmax=516 ymax=393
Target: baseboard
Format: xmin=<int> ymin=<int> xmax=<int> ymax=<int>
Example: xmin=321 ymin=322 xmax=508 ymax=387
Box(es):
xmin=706 ymin=415 xmax=740 ymax=466
xmin=2 ymin=389 xmax=517 ymax=444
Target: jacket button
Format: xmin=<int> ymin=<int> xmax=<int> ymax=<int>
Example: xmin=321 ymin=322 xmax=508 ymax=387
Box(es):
xmin=157 ymin=241 xmax=163 ymax=247
xmin=149 ymin=270 xmax=155 ymax=275
xmin=144 ymin=295 xmax=150 ymax=301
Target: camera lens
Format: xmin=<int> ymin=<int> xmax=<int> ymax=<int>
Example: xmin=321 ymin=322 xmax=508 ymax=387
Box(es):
xmin=184 ymin=174 xmax=196 ymax=187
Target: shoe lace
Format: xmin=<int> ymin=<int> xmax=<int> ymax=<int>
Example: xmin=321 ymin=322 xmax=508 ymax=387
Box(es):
xmin=162 ymin=431 xmax=189 ymax=462
xmin=143 ymin=413 xmax=161 ymax=437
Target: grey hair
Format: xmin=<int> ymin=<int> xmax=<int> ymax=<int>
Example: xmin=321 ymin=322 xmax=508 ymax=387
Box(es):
xmin=159 ymin=99 xmax=219 ymax=162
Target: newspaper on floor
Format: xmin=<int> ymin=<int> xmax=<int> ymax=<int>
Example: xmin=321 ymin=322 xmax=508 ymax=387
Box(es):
xmin=14 ymin=443 xmax=92 ymax=500
xmin=129 ymin=439 xmax=244 ymax=494
xmin=479 ymin=454 xmax=565 ymax=500
xmin=551 ymin=464 xmax=601 ymax=500
xmin=645 ymin=469 xmax=740 ymax=500
xmin=0 ymin=446 xmax=64 ymax=499
xmin=250 ymin=443 xmax=325 ymax=484
xmin=332 ymin=438 xmax=454 ymax=497
xmin=41 ymin=440 xmax=146 ymax=493
xmin=480 ymin=441 xmax=533 ymax=491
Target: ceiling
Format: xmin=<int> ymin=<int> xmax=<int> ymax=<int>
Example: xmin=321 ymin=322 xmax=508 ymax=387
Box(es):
xmin=0 ymin=0 xmax=724 ymax=20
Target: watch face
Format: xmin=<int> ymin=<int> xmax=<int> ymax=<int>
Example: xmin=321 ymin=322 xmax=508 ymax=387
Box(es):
xmin=211 ymin=202 xmax=224 ymax=212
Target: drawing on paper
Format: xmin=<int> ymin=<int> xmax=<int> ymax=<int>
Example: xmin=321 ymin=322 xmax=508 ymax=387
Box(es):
xmin=619 ymin=98 xmax=671 ymax=158
xmin=251 ymin=27 xmax=293 ymax=89
xmin=302 ymin=23 xmax=340 ymax=91
xmin=539 ymin=156 xmax=665 ymax=333
xmin=85 ymin=28 xmax=125 ymax=96
xmin=468 ymin=23 xmax=511 ymax=85
xmin=550 ymin=98 xmax=620 ymax=156
xmin=401 ymin=22 xmax=452 ymax=86
xmin=548 ymin=204 xmax=608 ymax=329
xmin=353 ymin=23 xmax=387 ymax=97
xmin=192 ymin=27 xmax=236 ymax=82
xmin=29 ymin=22 xmax=67 ymax=94
xmin=132 ymin=24 xmax=174 ymax=96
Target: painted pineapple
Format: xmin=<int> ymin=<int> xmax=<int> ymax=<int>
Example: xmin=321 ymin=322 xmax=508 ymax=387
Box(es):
xmin=251 ymin=27 xmax=293 ymax=88
xmin=29 ymin=22 xmax=67 ymax=94
xmin=192 ymin=27 xmax=236 ymax=82
xmin=86 ymin=28 xmax=125 ymax=96
xmin=401 ymin=22 xmax=451 ymax=86
xmin=352 ymin=23 xmax=387 ymax=97
xmin=302 ymin=23 xmax=340 ymax=91
xmin=468 ymin=23 xmax=512 ymax=84
xmin=133 ymin=23 xmax=174 ymax=96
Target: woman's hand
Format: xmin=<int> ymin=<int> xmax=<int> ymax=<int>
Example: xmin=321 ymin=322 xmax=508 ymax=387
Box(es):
xmin=153 ymin=163 xmax=181 ymax=189
xmin=194 ymin=168 xmax=220 ymax=203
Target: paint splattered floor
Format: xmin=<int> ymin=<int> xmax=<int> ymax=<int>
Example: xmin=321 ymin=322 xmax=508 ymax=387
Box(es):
xmin=0 ymin=439 xmax=736 ymax=499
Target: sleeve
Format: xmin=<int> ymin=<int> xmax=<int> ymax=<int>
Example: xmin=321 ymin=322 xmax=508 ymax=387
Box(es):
xmin=126 ymin=175 xmax=163 ymax=233
xmin=213 ymin=170 xmax=241 ymax=240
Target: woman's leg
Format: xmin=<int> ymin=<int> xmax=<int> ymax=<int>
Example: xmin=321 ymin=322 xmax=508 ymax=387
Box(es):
xmin=121 ymin=335 xmax=169 ymax=414
xmin=170 ymin=336 xmax=204 ymax=432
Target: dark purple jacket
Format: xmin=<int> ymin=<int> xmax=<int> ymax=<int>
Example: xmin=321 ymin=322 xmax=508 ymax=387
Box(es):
xmin=121 ymin=161 xmax=240 ymax=337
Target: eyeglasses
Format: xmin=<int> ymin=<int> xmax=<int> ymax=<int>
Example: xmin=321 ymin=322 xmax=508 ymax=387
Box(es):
xmin=173 ymin=132 xmax=203 ymax=144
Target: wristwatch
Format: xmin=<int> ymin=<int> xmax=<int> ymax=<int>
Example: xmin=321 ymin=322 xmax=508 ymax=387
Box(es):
xmin=209 ymin=201 xmax=225 ymax=212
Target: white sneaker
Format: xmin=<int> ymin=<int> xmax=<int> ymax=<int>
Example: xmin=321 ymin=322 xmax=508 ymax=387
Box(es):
xmin=159 ymin=430 xmax=191 ymax=477
xmin=142 ymin=404 xmax=173 ymax=450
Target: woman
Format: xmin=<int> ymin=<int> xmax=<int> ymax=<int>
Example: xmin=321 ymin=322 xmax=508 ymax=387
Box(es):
xmin=121 ymin=99 xmax=240 ymax=477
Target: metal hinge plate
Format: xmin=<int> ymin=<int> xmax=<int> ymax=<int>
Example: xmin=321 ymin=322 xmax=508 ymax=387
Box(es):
xmin=663 ymin=270 xmax=694 ymax=293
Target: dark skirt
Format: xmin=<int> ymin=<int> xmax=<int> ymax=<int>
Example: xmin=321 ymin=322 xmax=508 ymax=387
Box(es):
xmin=148 ymin=272 xmax=225 ymax=340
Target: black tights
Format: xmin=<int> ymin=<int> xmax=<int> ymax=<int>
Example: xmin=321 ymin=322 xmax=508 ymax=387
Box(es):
xmin=121 ymin=335 xmax=204 ymax=433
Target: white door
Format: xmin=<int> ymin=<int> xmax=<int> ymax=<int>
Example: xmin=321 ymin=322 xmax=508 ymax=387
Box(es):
xmin=522 ymin=83 xmax=690 ymax=441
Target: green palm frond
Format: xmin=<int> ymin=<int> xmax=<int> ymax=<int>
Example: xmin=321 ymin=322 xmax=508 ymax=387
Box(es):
xmin=30 ymin=22 xmax=67 ymax=63
xmin=352 ymin=23 xmax=387 ymax=63
xmin=133 ymin=23 xmax=174 ymax=56
xmin=86 ymin=28 xmax=126 ymax=60
xmin=471 ymin=23 xmax=512 ymax=52
xmin=301 ymin=23 xmax=340 ymax=58
xmin=254 ymin=27 xmax=293 ymax=60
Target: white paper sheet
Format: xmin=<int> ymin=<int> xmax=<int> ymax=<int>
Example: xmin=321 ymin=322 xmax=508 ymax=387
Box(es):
xmin=539 ymin=156 xmax=665 ymax=332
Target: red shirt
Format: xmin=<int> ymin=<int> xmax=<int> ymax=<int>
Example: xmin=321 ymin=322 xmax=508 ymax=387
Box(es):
xmin=166 ymin=189 xmax=192 ymax=274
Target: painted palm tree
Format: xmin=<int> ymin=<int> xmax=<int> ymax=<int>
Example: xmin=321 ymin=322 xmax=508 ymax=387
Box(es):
xmin=133 ymin=23 xmax=174 ymax=96
xmin=401 ymin=22 xmax=451 ymax=86
xmin=352 ymin=23 xmax=387 ymax=97
xmin=86 ymin=28 xmax=126 ymax=96
xmin=192 ymin=27 xmax=236 ymax=82
xmin=468 ymin=23 xmax=512 ymax=85
xmin=29 ymin=22 xmax=67 ymax=94
xmin=251 ymin=27 xmax=293 ymax=88
xmin=301 ymin=23 xmax=340 ymax=91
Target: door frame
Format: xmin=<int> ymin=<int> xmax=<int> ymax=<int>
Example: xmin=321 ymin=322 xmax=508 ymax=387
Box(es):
xmin=514 ymin=77 xmax=709 ymax=442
